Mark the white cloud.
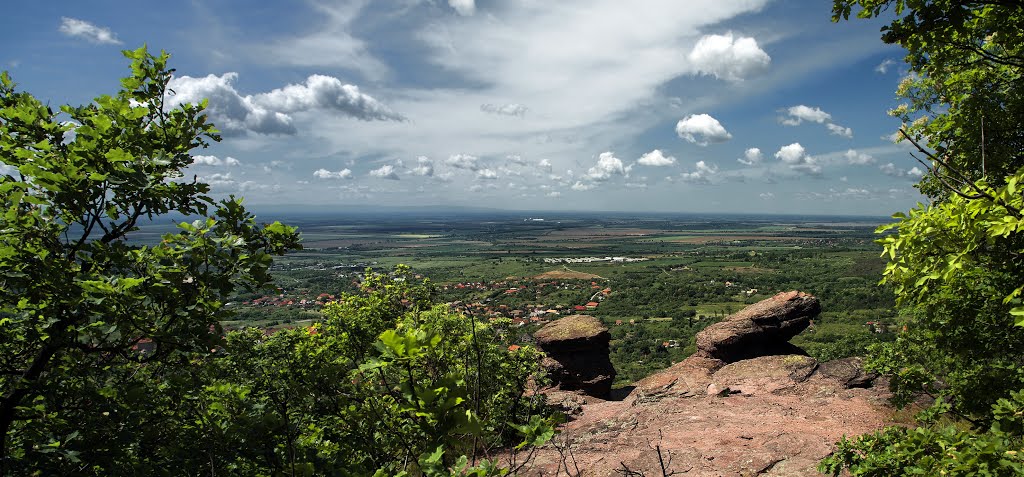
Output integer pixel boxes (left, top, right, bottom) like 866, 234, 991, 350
449, 0, 476, 16
254, 1, 388, 81
780, 105, 831, 125
637, 149, 676, 167
476, 168, 498, 180
737, 147, 762, 166
571, 181, 595, 191
679, 160, 718, 184
781, 105, 853, 138
58, 17, 122, 45
774, 142, 821, 175
875, 58, 897, 74
585, 152, 627, 181
826, 123, 853, 138
538, 159, 553, 172
193, 155, 241, 166
676, 114, 732, 146
445, 154, 480, 170
547, 191, 561, 198
411, 156, 434, 176
166, 73, 403, 136
775, 143, 807, 163
369, 164, 400, 180
313, 168, 353, 180
880, 162, 924, 178
759, 192, 774, 199
687, 33, 771, 81
844, 149, 875, 165
481, 103, 527, 117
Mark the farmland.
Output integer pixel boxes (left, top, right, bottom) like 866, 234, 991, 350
131, 209, 896, 384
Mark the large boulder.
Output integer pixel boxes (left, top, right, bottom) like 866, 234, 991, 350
534, 315, 615, 398
632, 355, 724, 403
818, 356, 877, 388
695, 291, 820, 363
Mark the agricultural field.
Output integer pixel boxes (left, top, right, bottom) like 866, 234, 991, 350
131, 209, 897, 385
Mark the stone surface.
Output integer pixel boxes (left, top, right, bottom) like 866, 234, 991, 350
818, 356, 877, 388
695, 291, 821, 363
632, 355, 724, 403
534, 315, 616, 398
519, 353, 893, 476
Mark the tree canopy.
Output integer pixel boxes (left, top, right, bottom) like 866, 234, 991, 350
822, 2, 1024, 474
0, 48, 554, 475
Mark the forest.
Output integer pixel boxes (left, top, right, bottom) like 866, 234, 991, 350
1, 0, 1023, 475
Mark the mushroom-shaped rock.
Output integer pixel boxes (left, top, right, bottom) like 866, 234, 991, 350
534, 315, 615, 398
695, 291, 820, 363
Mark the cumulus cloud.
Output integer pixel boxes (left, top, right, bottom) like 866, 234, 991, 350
637, 149, 676, 167
781, 105, 853, 139
780, 105, 831, 125
775, 142, 821, 175
313, 168, 353, 180
193, 155, 241, 166
827, 123, 853, 138
538, 159, 553, 172
166, 73, 403, 135
445, 154, 480, 170
676, 114, 732, 146
481, 103, 527, 117
880, 163, 924, 178
679, 161, 718, 184
411, 156, 434, 176
759, 192, 775, 199
845, 149, 875, 165
547, 191, 561, 198
449, 0, 475, 16
59, 17, 122, 45
571, 181, 595, 191
737, 147, 762, 166
476, 168, 498, 180
369, 164, 400, 180
585, 152, 627, 181
688, 33, 771, 81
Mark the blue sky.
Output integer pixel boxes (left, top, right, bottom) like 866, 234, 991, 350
2, 0, 923, 215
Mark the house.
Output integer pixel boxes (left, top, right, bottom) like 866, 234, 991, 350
508, 345, 521, 352
573, 305, 587, 312
585, 301, 599, 310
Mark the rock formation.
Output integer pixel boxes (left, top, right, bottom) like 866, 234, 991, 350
534, 314, 615, 398
695, 290, 820, 362
519, 291, 892, 476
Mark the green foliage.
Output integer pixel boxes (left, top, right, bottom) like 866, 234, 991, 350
0, 46, 302, 473
820, 393, 1024, 476
180, 269, 555, 476
0, 49, 554, 475
828, 1, 1024, 474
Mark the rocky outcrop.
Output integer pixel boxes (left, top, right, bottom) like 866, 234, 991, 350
534, 315, 615, 398
520, 292, 892, 475
818, 356, 877, 388
695, 291, 821, 362
522, 353, 892, 475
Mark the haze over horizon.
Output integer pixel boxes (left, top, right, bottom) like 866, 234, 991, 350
3, 0, 923, 215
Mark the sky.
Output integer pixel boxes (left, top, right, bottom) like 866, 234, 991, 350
1, 0, 925, 216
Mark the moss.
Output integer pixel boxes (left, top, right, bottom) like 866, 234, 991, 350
535, 315, 607, 342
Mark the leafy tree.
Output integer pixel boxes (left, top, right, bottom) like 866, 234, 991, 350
0, 47, 301, 472
823, 1, 1024, 473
